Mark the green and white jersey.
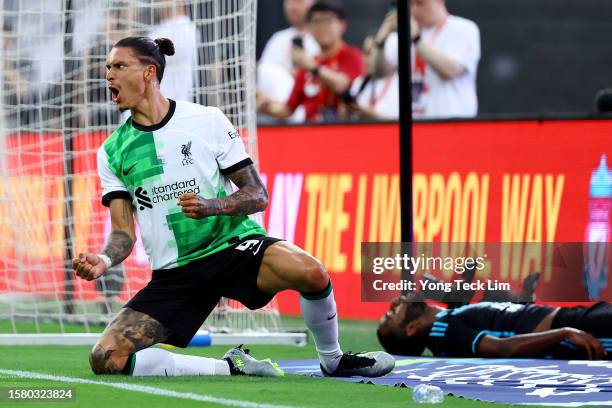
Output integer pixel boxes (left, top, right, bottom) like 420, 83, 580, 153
97, 100, 266, 270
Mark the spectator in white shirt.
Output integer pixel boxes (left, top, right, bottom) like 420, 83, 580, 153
260, 0, 320, 72
257, 0, 320, 123
374, 1, 480, 119
344, 35, 399, 121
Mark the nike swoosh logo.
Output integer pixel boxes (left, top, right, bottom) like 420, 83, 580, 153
122, 163, 137, 176
327, 313, 336, 320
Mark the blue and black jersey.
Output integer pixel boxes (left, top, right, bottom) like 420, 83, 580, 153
426, 302, 555, 357
427, 302, 612, 358
550, 302, 612, 359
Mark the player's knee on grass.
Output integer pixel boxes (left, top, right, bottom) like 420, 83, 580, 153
88, 308, 170, 374
89, 342, 130, 375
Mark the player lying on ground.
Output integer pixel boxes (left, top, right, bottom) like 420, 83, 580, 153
377, 293, 611, 360
72, 36, 394, 377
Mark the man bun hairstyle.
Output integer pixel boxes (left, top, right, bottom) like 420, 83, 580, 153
154, 38, 175, 56
113, 36, 176, 82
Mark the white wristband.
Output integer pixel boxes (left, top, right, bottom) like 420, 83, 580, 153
97, 253, 113, 270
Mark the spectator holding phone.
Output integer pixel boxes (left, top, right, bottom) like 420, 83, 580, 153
374, 0, 480, 119
342, 34, 399, 121
258, 0, 319, 123
260, 0, 320, 73
257, 0, 364, 123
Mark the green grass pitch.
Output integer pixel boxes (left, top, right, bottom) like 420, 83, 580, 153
0, 318, 513, 407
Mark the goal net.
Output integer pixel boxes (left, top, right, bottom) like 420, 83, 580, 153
0, 0, 303, 345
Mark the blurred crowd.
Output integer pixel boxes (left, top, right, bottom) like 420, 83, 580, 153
256, 0, 480, 124
1, 0, 482, 129
1, 0, 199, 130
3, 0, 612, 128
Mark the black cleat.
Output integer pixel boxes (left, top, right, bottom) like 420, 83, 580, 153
518, 272, 540, 303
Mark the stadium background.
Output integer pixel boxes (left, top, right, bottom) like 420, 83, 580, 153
0, 1, 611, 407
1, 0, 611, 322
259, 0, 612, 115
252, 0, 612, 317
3, 120, 611, 319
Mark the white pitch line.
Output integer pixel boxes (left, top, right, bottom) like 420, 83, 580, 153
0, 369, 298, 408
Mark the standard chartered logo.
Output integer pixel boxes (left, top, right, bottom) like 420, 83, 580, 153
136, 178, 201, 209
135, 186, 153, 210
152, 178, 200, 203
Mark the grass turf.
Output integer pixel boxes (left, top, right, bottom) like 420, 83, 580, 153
0, 318, 514, 407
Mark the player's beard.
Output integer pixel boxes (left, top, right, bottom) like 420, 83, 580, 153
118, 106, 128, 113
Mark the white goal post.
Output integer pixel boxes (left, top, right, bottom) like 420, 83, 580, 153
0, 0, 305, 346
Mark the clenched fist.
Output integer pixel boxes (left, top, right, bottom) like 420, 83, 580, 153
177, 192, 221, 219
72, 253, 107, 281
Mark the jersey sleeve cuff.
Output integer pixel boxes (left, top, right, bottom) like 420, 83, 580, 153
101, 191, 133, 207
471, 331, 488, 355
220, 157, 253, 175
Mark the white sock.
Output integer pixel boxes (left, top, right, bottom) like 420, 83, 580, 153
128, 347, 231, 376
300, 281, 343, 372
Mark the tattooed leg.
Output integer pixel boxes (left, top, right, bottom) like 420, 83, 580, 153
89, 307, 170, 375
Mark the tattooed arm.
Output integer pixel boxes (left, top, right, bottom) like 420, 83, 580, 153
178, 164, 268, 219
72, 199, 136, 280
102, 198, 137, 263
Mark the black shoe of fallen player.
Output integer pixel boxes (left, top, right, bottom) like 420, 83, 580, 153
320, 351, 395, 378
518, 272, 541, 303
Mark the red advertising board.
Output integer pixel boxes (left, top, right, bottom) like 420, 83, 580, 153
258, 123, 399, 319
1, 120, 611, 320
259, 120, 612, 318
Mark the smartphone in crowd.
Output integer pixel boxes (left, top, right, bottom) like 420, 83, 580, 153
292, 36, 304, 49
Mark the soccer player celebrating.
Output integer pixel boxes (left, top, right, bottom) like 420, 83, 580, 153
73, 36, 394, 378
